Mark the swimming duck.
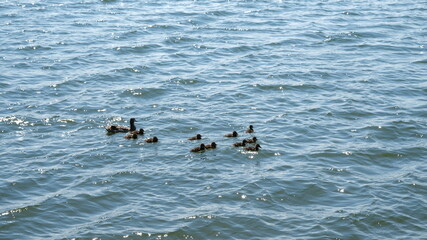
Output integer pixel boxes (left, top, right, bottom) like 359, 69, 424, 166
245, 136, 257, 143
190, 143, 206, 152
245, 144, 261, 151
145, 136, 158, 143
224, 131, 238, 137
124, 133, 138, 139
188, 134, 202, 141
106, 118, 137, 133
205, 142, 217, 149
131, 128, 144, 135
245, 125, 254, 133
233, 139, 247, 147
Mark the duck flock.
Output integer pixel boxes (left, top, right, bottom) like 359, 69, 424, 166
106, 118, 261, 153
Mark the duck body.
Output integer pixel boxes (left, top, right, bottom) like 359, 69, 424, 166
245, 136, 257, 143
205, 142, 217, 149
233, 140, 247, 147
245, 144, 261, 151
245, 125, 254, 133
224, 131, 238, 137
124, 133, 138, 139
190, 144, 206, 152
106, 118, 137, 133
145, 136, 158, 143
188, 134, 202, 141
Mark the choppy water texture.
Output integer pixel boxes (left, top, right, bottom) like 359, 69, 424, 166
1, 0, 426, 239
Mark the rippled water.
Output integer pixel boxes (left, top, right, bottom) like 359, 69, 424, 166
1, 0, 426, 239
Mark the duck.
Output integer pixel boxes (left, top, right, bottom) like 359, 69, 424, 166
124, 133, 138, 139
245, 136, 257, 143
205, 142, 217, 149
190, 143, 206, 152
224, 131, 238, 137
106, 118, 137, 133
245, 125, 254, 133
233, 139, 247, 147
145, 136, 158, 143
188, 134, 202, 141
245, 144, 261, 151
131, 128, 144, 135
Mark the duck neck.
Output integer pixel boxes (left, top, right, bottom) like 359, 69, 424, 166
130, 122, 136, 131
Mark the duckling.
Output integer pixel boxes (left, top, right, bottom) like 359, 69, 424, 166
205, 142, 217, 149
188, 134, 202, 141
124, 133, 138, 139
224, 131, 238, 137
245, 144, 261, 151
233, 139, 247, 147
145, 136, 158, 143
245, 136, 257, 143
106, 118, 137, 133
131, 128, 144, 135
190, 144, 206, 152
245, 125, 254, 133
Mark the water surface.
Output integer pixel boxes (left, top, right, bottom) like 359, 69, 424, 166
1, 0, 426, 239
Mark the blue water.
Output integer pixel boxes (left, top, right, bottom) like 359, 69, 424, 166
1, 0, 426, 239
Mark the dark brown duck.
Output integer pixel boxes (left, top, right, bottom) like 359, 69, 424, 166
224, 131, 238, 137
124, 133, 138, 139
145, 136, 158, 143
245, 125, 254, 133
205, 142, 217, 149
245, 144, 261, 151
188, 134, 202, 141
190, 144, 206, 152
233, 139, 247, 147
131, 128, 144, 135
245, 136, 257, 143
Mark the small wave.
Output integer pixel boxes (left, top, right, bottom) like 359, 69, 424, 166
221, 45, 260, 54
167, 77, 202, 85
121, 87, 167, 98
11, 62, 32, 69
164, 36, 197, 44
0, 116, 34, 127
412, 59, 427, 64
265, 38, 305, 46
112, 44, 161, 54
72, 21, 93, 26
342, 11, 360, 16
205, 10, 235, 16
48, 77, 85, 89
113, 66, 150, 74
16, 45, 51, 51
146, 24, 179, 30
254, 83, 320, 91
